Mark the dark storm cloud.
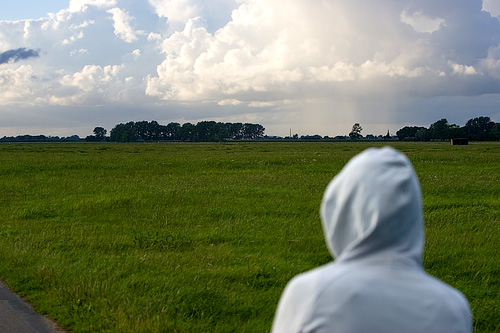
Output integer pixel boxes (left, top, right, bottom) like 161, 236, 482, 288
0, 48, 40, 65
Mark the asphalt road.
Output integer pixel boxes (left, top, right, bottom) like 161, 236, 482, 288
0, 280, 64, 333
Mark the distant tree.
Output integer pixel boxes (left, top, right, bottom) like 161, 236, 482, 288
110, 123, 136, 142
147, 120, 161, 140
122, 120, 161, 141
415, 128, 431, 142
301, 134, 322, 140
464, 116, 495, 141
448, 124, 466, 139
195, 121, 229, 142
349, 123, 362, 140
163, 122, 181, 140
106, 120, 265, 142
180, 123, 196, 141
14, 135, 49, 142
93, 127, 107, 141
243, 123, 265, 140
429, 118, 450, 140
63, 135, 80, 142
133, 121, 150, 140
492, 123, 500, 140
396, 126, 427, 141
227, 122, 244, 140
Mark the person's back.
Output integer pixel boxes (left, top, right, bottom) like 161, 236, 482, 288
272, 147, 471, 333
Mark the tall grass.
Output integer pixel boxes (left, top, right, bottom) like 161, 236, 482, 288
0, 142, 498, 332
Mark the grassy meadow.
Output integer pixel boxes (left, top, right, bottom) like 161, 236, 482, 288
0, 142, 498, 332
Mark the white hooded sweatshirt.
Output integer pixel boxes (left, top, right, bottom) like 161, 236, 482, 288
272, 147, 471, 333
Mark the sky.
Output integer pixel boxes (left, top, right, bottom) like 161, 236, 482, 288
2, 0, 500, 138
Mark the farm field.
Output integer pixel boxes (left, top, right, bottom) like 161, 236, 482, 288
0, 141, 498, 332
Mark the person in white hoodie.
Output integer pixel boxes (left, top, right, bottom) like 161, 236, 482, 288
272, 147, 471, 333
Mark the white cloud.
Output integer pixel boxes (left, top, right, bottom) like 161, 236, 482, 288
147, 1, 451, 102
70, 48, 89, 56
148, 0, 198, 23
23, 20, 33, 40
0, 62, 132, 107
37, 0, 116, 30
62, 30, 85, 45
144, 0, 500, 105
308, 64, 357, 82
449, 61, 478, 75
70, 20, 95, 29
69, 0, 117, 13
483, 0, 500, 17
400, 10, 445, 33
479, 42, 500, 78
248, 101, 276, 107
148, 32, 162, 42
2, 0, 500, 138
53, 64, 126, 104
218, 98, 241, 106
107, 7, 138, 43
0, 32, 11, 50
0, 65, 37, 104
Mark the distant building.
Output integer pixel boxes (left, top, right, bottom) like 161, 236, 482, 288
451, 138, 469, 145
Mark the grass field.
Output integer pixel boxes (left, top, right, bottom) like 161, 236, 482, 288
0, 142, 498, 332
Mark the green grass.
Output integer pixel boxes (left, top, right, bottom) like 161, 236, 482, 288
0, 142, 498, 332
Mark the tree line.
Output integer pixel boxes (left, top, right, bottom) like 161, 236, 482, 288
2, 116, 499, 143
396, 116, 500, 141
86, 121, 266, 142
0, 135, 81, 142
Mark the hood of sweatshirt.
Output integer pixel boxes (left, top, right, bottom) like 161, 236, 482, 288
320, 147, 424, 265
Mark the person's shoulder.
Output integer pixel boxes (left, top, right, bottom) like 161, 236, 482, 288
282, 264, 327, 295
284, 261, 363, 301
423, 273, 472, 319
424, 273, 469, 302
287, 261, 344, 287
272, 264, 337, 333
